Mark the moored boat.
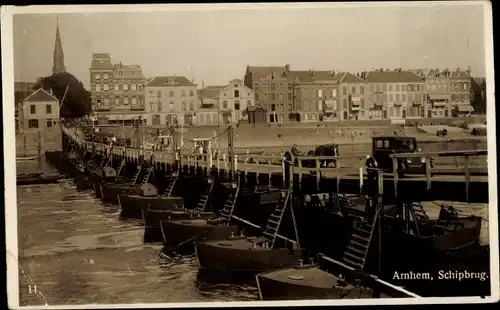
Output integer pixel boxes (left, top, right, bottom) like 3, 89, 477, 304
17, 172, 43, 180
119, 194, 184, 218
16, 175, 63, 186
100, 182, 143, 204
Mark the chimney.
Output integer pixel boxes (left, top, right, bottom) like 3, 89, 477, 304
202, 81, 205, 90
466, 66, 472, 76
49, 88, 53, 95
330, 70, 336, 76
285, 64, 290, 72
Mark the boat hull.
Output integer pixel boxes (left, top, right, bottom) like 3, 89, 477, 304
160, 218, 235, 248
256, 266, 373, 300
100, 183, 142, 204
195, 239, 303, 273
74, 169, 92, 190
16, 175, 62, 186
119, 194, 184, 218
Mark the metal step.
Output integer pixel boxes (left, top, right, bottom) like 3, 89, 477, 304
263, 231, 275, 238
346, 245, 366, 255
344, 251, 365, 262
268, 220, 279, 226
349, 239, 369, 249
270, 214, 281, 219
354, 227, 371, 235
341, 257, 363, 269
352, 234, 370, 242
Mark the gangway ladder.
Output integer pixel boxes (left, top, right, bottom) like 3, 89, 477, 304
141, 166, 153, 185
132, 165, 143, 185
262, 188, 292, 249
341, 168, 383, 271
219, 184, 241, 225
194, 179, 215, 213
407, 202, 429, 237
165, 174, 179, 197
116, 158, 126, 181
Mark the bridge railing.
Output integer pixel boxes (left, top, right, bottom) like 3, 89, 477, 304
390, 150, 488, 201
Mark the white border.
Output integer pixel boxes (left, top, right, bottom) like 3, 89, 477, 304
2, 2, 498, 308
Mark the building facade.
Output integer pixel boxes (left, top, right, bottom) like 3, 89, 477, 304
144, 76, 198, 127
244, 65, 293, 123
89, 53, 146, 124
19, 88, 60, 132
196, 87, 221, 126
365, 69, 425, 120
419, 69, 452, 118
449, 68, 474, 116
290, 70, 338, 122
338, 72, 368, 120
216, 79, 254, 124
195, 80, 255, 126
471, 77, 486, 115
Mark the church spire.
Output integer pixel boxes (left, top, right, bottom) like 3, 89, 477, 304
52, 17, 66, 74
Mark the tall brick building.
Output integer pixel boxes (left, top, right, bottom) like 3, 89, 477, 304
244, 65, 293, 123
89, 53, 145, 124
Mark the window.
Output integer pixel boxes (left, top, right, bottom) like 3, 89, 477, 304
402, 94, 406, 101
402, 84, 406, 92
254, 83, 259, 89
189, 101, 194, 111
395, 84, 400, 92
46, 104, 52, 114
389, 84, 393, 91
223, 100, 228, 109
270, 84, 276, 91
103, 73, 109, 79
351, 87, 356, 94
247, 99, 252, 106
30, 105, 36, 114
383, 84, 387, 92
169, 102, 174, 111
271, 93, 276, 100
94, 74, 100, 80
360, 86, 365, 94
408, 93, 413, 102
28, 119, 38, 128
46, 120, 52, 128
96, 84, 101, 92
123, 84, 129, 91
190, 90, 194, 97
103, 84, 109, 91
130, 84, 136, 91
128, 97, 133, 105
114, 84, 119, 91
332, 89, 337, 97
463, 83, 468, 90
235, 100, 240, 110
360, 98, 365, 109
199, 114, 204, 123
343, 98, 348, 109
318, 89, 323, 98
104, 97, 110, 105
234, 90, 240, 98
408, 84, 413, 92
182, 102, 187, 111
389, 94, 393, 102
181, 90, 186, 97
278, 93, 284, 99
343, 86, 347, 95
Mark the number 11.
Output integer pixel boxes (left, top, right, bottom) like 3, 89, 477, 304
28, 285, 37, 294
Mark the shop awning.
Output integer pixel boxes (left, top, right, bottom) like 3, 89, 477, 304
428, 94, 450, 101
457, 105, 475, 112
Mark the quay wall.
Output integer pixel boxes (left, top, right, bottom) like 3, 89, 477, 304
16, 127, 62, 157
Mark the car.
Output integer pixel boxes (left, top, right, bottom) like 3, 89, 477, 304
368, 136, 432, 176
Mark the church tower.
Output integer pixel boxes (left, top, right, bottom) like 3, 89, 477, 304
52, 17, 66, 74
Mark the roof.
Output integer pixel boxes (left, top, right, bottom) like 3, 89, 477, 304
291, 70, 337, 83
365, 70, 423, 83
338, 72, 366, 83
198, 87, 223, 99
449, 70, 471, 79
114, 63, 142, 72
145, 76, 195, 87
23, 88, 58, 102
247, 65, 289, 76
409, 68, 431, 78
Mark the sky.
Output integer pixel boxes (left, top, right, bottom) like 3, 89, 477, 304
12, 3, 488, 89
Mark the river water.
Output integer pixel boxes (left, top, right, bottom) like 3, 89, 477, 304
16, 161, 258, 306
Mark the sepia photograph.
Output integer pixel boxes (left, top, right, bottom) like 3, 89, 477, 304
2, 2, 498, 308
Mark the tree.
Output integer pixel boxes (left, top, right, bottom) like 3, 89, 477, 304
33, 72, 91, 119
